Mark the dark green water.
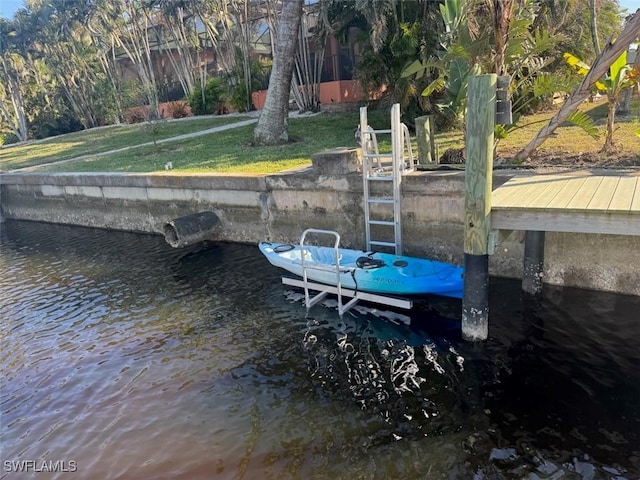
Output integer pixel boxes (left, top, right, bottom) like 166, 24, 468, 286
1, 220, 638, 479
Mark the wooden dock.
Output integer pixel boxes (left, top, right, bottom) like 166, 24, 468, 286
491, 170, 640, 236
461, 72, 640, 341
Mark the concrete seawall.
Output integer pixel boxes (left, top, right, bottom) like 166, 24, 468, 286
1, 156, 638, 296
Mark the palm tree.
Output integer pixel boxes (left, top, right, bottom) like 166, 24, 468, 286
32, 0, 111, 129
0, 14, 35, 142
514, 10, 640, 161
90, 0, 161, 119
321, 0, 441, 117
253, 0, 304, 145
291, 1, 327, 113
601, 50, 635, 152
0, 52, 30, 142
154, 0, 201, 98
493, 0, 514, 76
590, 0, 601, 55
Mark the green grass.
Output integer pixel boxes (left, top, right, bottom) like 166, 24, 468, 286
41, 112, 389, 174
2, 98, 638, 174
495, 98, 640, 161
0, 117, 243, 171
430, 97, 640, 161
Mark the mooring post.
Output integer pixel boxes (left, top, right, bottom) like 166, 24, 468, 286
522, 230, 545, 294
462, 74, 497, 341
415, 115, 436, 164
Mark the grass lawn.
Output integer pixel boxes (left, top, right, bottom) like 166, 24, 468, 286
36, 111, 390, 174
0, 116, 243, 171
1, 98, 638, 174
429, 98, 640, 158
496, 100, 640, 163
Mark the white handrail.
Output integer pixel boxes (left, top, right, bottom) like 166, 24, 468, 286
299, 229, 358, 315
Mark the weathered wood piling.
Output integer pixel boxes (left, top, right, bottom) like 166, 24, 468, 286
462, 74, 496, 341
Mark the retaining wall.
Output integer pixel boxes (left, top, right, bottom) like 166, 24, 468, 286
1, 151, 638, 296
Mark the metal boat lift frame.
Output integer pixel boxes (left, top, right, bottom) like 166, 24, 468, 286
280, 105, 416, 315
283, 228, 412, 316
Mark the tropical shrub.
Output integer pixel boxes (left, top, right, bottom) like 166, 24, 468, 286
164, 101, 191, 119
227, 49, 270, 113
0, 132, 18, 146
187, 77, 227, 116
124, 106, 151, 124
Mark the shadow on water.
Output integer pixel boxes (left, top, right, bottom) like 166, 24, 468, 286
479, 282, 640, 477
1, 221, 639, 479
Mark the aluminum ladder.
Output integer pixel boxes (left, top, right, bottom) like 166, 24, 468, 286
359, 103, 415, 255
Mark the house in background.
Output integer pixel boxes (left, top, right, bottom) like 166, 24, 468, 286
113, 3, 367, 114
252, 29, 365, 112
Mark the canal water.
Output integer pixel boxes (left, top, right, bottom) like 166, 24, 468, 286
1, 220, 638, 479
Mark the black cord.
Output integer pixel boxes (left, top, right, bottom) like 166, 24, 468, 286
350, 268, 358, 293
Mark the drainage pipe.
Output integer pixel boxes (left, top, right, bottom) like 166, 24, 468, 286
163, 211, 220, 248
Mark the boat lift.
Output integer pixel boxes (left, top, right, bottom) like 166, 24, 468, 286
282, 105, 416, 315
281, 229, 412, 315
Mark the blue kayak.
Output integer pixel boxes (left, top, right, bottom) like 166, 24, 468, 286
258, 242, 464, 299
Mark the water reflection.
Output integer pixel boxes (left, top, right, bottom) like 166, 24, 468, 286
1, 221, 639, 479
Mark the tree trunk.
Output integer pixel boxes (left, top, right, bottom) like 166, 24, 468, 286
603, 95, 617, 152
253, 0, 304, 145
493, 0, 513, 76
590, 0, 601, 56
1, 80, 29, 142
513, 10, 640, 162
291, 6, 324, 113
0, 56, 29, 142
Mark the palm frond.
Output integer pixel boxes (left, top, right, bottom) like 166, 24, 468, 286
566, 110, 600, 140
421, 76, 445, 97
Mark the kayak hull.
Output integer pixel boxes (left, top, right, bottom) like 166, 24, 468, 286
259, 242, 464, 299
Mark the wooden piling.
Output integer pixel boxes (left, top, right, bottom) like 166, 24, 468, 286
415, 115, 437, 164
462, 74, 496, 342
522, 230, 545, 294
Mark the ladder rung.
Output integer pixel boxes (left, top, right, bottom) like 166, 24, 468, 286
369, 240, 397, 247
361, 105, 406, 256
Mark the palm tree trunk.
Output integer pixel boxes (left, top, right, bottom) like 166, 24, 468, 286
493, 0, 514, 76
253, 0, 304, 145
590, 0, 601, 56
0, 80, 29, 142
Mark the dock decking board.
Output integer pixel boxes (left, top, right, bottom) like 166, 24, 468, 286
608, 176, 637, 212
564, 176, 605, 210
543, 176, 588, 209
525, 176, 579, 210
491, 176, 551, 206
587, 176, 619, 212
629, 176, 639, 210
491, 171, 640, 236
